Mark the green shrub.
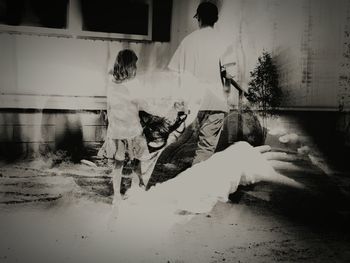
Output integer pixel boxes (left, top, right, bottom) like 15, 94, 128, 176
247, 52, 282, 115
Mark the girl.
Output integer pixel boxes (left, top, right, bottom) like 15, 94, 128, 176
98, 49, 150, 203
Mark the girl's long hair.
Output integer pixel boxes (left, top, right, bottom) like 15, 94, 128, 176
112, 49, 138, 82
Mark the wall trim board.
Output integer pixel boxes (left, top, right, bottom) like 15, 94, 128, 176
0, 30, 154, 43
1, 94, 349, 113
0, 108, 103, 114
0, 94, 107, 110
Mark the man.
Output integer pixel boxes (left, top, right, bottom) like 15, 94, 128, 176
168, 1, 229, 164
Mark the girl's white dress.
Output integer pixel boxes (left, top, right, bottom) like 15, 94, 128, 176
98, 77, 149, 162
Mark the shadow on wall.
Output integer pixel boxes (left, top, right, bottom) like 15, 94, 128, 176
302, 111, 350, 170
55, 113, 86, 163
263, 111, 350, 172
0, 110, 86, 162
0, 109, 106, 163
0, 110, 23, 160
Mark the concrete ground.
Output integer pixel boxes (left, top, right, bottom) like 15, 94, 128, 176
0, 144, 350, 262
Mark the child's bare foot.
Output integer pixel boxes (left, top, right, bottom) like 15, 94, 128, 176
107, 204, 119, 231
112, 191, 122, 206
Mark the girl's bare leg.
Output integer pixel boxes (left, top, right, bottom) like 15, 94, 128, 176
112, 160, 123, 206
134, 159, 145, 188
107, 160, 124, 227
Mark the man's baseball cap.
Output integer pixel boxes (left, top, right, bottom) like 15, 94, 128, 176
193, 1, 218, 19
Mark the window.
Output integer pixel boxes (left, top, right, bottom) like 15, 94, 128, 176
0, 0, 68, 29
81, 0, 150, 36
0, 0, 158, 41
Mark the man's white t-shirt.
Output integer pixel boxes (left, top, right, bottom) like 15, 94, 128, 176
168, 27, 229, 112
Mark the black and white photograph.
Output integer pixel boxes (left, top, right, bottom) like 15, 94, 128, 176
0, 0, 350, 262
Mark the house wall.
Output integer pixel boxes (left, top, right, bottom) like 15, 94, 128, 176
1, 0, 350, 159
